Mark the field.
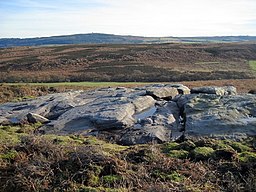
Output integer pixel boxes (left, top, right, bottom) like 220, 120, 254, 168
1, 43, 256, 83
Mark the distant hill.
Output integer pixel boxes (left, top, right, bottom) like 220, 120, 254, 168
0, 33, 256, 48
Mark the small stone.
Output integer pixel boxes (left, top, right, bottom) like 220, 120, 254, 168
27, 113, 50, 124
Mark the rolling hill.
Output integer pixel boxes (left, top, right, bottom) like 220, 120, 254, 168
1, 33, 256, 48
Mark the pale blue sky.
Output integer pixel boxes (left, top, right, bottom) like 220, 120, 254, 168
0, 0, 256, 38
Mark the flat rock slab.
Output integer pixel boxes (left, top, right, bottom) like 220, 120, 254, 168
184, 94, 256, 138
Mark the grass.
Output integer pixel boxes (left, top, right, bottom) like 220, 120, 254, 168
249, 60, 256, 71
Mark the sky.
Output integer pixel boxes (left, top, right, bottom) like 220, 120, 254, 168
0, 0, 256, 38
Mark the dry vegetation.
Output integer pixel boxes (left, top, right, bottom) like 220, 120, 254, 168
0, 123, 256, 192
0, 43, 256, 83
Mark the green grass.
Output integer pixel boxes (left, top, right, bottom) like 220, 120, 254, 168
249, 60, 256, 71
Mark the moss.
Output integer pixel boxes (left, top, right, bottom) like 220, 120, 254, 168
0, 149, 18, 161
166, 171, 185, 182
192, 147, 215, 160
167, 150, 189, 159
0, 126, 22, 144
87, 172, 100, 186
238, 152, 256, 163
152, 170, 185, 182
83, 136, 128, 154
224, 140, 252, 153
87, 165, 103, 186
162, 142, 180, 153
179, 140, 196, 151
16, 123, 41, 134
42, 134, 79, 145
102, 175, 121, 184
194, 139, 218, 148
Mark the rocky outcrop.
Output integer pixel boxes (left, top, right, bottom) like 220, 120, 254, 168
191, 86, 237, 96
184, 94, 256, 138
0, 84, 255, 144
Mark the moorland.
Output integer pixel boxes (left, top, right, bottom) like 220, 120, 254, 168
0, 41, 256, 192
0, 42, 256, 83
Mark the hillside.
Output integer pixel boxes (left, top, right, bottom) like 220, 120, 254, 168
1, 33, 256, 48
0, 43, 256, 83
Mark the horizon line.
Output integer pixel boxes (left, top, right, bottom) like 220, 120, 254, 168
1, 32, 256, 39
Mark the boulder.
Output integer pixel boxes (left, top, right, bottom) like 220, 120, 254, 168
27, 113, 50, 124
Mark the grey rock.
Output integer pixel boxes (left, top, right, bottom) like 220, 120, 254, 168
146, 87, 179, 99
140, 118, 154, 125
152, 101, 180, 129
119, 125, 172, 145
27, 113, 50, 124
1, 84, 255, 144
184, 94, 256, 137
165, 84, 190, 94
191, 86, 226, 95
223, 86, 237, 95
191, 86, 237, 96
132, 96, 155, 112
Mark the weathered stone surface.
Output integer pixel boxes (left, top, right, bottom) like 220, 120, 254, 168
132, 96, 155, 112
165, 84, 191, 94
0, 84, 255, 144
27, 113, 50, 124
119, 125, 172, 145
152, 101, 180, 128
146, 87, 179, 99
0, 91, 87, 125
184, 94, 256, 137
191, 86, 234, 96
223, 86, 237, 95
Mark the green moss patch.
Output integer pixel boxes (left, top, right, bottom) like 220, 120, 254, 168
249, 60, 256, 71
167, 150, 189, 159
152, 170, 185, 182
238, 152, 256, 163
191, 147, 215, 160
0, 149, 18, 161
102, 175, 122, 185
